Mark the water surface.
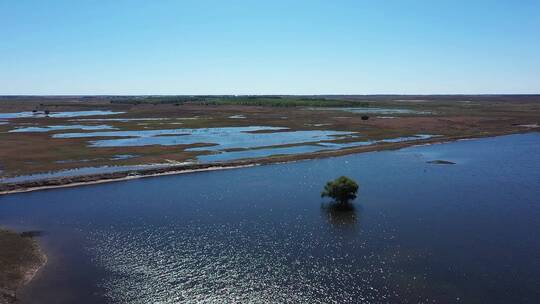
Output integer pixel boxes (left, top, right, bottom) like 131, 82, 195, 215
52, 126, 353, 149
198, 134, 436, 162
9, 125, 115, 133
1, 133, 539, 304
0, 110, 124, 119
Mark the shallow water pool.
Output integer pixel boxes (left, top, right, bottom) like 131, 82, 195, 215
0, 110, 124, 119
53, 126, 354, 150
9, 125, 115, 133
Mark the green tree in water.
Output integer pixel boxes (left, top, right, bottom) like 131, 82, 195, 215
321, 176, 359, 204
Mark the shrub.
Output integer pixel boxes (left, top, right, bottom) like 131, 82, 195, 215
321, 176, 359, 204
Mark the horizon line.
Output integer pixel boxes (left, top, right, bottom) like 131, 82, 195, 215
1, 93, 539, 97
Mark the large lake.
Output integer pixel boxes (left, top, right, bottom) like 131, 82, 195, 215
1, 133, 539, 303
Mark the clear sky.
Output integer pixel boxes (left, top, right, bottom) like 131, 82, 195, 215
1, 0, 539, 95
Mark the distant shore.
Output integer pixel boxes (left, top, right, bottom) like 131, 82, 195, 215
0, 229, 47, 304
0, 130, 532, 195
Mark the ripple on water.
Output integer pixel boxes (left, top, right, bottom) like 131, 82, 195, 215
86, 220, 402, 304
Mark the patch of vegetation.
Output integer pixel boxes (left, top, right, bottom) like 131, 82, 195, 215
110, 96, 205, 105
321, 176, 359, 204
194, 96, 367, 107
111, 95, 370, 107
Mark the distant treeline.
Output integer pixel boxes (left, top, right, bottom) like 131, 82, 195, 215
2, 95, 538, 104
110, 96, 369, 107
110, 96, 203, 105
194, 97, 367, 107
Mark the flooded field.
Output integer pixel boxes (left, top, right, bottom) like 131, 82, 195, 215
1, 96, 539, 183
311, 107, 432, 115
2, 133, 539, 303
0, 110, 124, 119
0, 120, 437, 182
9, 125, 116, 133
52, 126, 357, 148
197, 134, 436, 162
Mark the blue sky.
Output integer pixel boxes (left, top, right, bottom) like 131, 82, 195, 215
1, 0, 539, 94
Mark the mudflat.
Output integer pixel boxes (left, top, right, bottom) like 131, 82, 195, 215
0, 230, 46, 304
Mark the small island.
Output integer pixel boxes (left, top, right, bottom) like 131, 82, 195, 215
427, 160, 456, 165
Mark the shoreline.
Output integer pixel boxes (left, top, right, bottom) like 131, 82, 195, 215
0, 130, 534, 195
0, 229, 47, 304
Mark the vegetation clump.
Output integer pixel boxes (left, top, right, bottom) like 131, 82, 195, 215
110, 95, 371, 107
194, 96, 366, 107
111, 96, 201, 105
321, 176, 359, 204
